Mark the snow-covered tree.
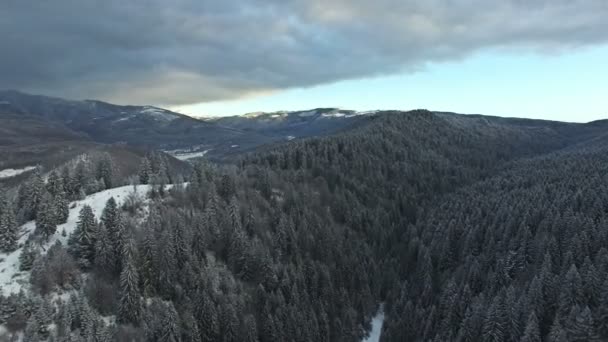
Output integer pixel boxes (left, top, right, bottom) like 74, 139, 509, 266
54, 189, 70, 224
68, 205, 97, 269
35, 192, 57, 239
118, 238, 141, 325
138, 157, 151, 185
94, 223, 114, 274
0, 202, 18, 252
19, 240, 38, 271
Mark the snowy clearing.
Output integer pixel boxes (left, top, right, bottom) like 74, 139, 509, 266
362, 306, 384, 342
0, 166, 36, 179
171, 150, 210, 161
0, 184, 156, 295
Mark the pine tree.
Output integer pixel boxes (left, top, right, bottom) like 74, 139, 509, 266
118, 239, 141, 325
54, 190, 70, 224
96, 153, 114, 189
101, 197, 123, 272
519, 311, 540, 342
140, 231, 156, 296
242, 314, 259, 342
198, 294, 219, 342
139, 157, 152, 185
160, 302, 180, 342
68, 205, 97, 269
36, 192, 57, 239
34, 296, 52, 339
547, 316, 568, 342
31, 168, 46, 214
483, 295, 505, 342
60, 166, 73, 198
0, 204, 18, 252
94, 223, 114, 274
19, 240, 38, 271
23, 315, 41, 341
221, 302, 239, 342
598, 275, 608, 338
46, 170, 63, 196
558, 265, 585, 318
74, 161, 88, 197
566, 305, 597, 342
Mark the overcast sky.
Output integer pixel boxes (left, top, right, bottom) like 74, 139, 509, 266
2, 1, 607, 121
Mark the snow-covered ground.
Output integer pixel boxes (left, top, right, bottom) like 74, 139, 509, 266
0, 184, 155, 295
0, 166, 36, 179
362, 306, 385, 342
171, 150, 210, 161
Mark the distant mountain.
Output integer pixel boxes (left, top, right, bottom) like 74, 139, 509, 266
206, 108, 376, 140
0, 90, 246, 149
0, 91, 378, 161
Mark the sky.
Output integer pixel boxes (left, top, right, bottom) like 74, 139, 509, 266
1, 1, 607, 122
176, 45, 608, 121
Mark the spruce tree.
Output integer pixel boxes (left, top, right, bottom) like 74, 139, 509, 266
139, 157, 152, 185
94, 223, 114, 274
118, 239, 141, 325
46, 170, 63, 196
96, 153, 114, 189
68, 205, 97, 269
0, 205, 18, 252
547, 316, 568, 342
54, 190, 70, 224
19, 240, 38, 271
482, 295, 505, 342
566, 305, 597, 342
198, 294, 219, 342
242, 314, 259, 342
36, 192, 57, 239
597, 275, 608, 338
101, 197, 123, 271
520, 311, 540, 342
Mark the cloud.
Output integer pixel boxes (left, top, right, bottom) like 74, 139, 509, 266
1, 0, 607, 105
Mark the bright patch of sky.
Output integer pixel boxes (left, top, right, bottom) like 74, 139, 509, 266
175, 45, 608, 123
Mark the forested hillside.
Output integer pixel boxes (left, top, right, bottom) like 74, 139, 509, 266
1, 110, 607, 341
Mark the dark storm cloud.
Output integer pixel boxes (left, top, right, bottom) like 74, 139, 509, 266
1, 0, 607, 105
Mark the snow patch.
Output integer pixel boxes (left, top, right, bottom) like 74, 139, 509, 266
113, 115, 134, 123
231, 145, 239, 148
172, 150, 210, 161
322, 109, 379, 119
362, 305, 384, 342
0, 166, 37, 179
286, 136, 296, 141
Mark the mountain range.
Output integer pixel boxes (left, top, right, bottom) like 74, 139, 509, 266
2, 89, 608, 182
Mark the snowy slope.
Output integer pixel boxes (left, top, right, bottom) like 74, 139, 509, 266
0, 184, 155, 295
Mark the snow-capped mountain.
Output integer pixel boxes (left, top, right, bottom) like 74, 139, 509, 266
207, 108, 377, 142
